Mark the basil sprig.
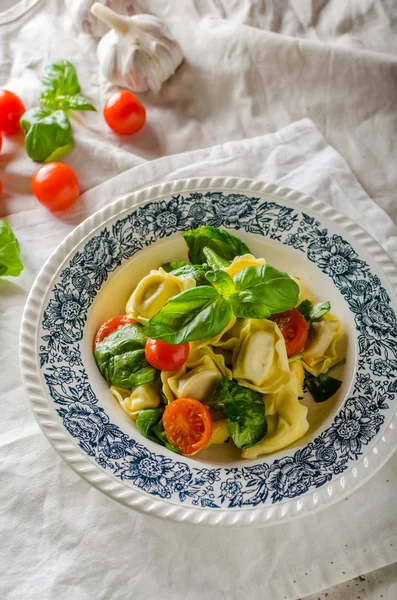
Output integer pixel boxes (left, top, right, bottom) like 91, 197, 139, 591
144, 264, 299, 344
304, 359, 346, 403
183, 226, 250, 264
297, 299, 331, 326
20, 60, 95, 162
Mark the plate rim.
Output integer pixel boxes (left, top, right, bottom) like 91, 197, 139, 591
19, 176, 397, 527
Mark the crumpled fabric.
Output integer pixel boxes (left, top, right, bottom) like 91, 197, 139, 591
0, 1, 396, 599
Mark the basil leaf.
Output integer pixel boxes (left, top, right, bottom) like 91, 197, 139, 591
310, 301, 331, 322
205, 270, 235, 297
41, 93, 96, 112
161, 261, 190, 272
136, 408, 164, 443
144, 287, 232, 344
202, 247, 230, 269
41, 60, 81, 98
305, 374, 342, 403
229, 264, 299, 318
297, 299, 313, 321
211, 378, 267, 449
21, 108, 73, 162
151, 421, 181, 454
183, 226, 251, 264
170, 264, 212, 286
94, 323, 158, 387
0, 220, 23, 277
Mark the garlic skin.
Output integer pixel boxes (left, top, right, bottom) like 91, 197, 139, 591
91, 4, 184, 93
65, 0, 144, 39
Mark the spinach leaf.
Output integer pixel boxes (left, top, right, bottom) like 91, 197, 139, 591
205, 270, 236, 297
136, 409, 181, 453
183, 226, 251, 264
94, 323, 158, 387
0, 220, 23, 277
229, 264, 299, 318
202, 247, 230, 269
20, 108, 73, 162
40, 60, 96, 111
170, 264, 212, 286
211, 377, 267, 448
304, 359, 346, 402
297, 299, 331, 325
144, 287, 232, 344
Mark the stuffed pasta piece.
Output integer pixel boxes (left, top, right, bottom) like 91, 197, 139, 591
303, 314, 343, 376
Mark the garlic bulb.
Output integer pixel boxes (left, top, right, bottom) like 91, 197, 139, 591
90, 3, 184, 93
65, 0, 144, 39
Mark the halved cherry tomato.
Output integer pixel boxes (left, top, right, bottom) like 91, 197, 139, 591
103, 90, 146, 135
94, 315, 137, 345
0, 90, 25, 134
162, 398, 213, 456
0, 131, 2, 151
270, 307, 309, 358
32, 163, 80, 211
145, 338, 190, 371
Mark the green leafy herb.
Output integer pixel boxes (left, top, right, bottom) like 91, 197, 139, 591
183, 226, 251, 264
288, 353, 303, 364
205, 270, 236, 297
161, 261, 190, 272
169, 264, 212, 286
211, 377, 267, 448
297, 299, 331, 325
202, 247, 230, 269
94, 323, 158, 388
21, 108, 73, 162
40, 60, 95, 111
135, 408, 180, 453
144, 287, 233, 344
0, 220, 24, 277
304, 358, 346, 403
229, 265, 299, 318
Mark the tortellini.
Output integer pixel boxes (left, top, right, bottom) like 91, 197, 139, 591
110, 383, 161, 419
190, 315, 237, 351
242, 388, 309, 458
303, 314, 343, 376
206, 419, 230, 448
291, 276, 316, 305
222, 254, 266, 278
233, 319, 290, 394
126, 267, 195, 323
161, 347, 232, 403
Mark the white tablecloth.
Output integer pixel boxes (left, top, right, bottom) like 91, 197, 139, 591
1, 1, 396, 599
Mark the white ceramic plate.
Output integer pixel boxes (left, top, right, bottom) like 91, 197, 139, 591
20, 177, 397, 526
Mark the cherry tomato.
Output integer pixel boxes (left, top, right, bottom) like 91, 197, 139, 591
0, 179, 2, 196
163, 398, 213, 456
0, 90, 25, 134
270, 307, 309, 358
103, 90, 146, 135
95, 315, 137, 345
145, 338, 190, 371
0, 131, 2, 151
32, 163, 80, 211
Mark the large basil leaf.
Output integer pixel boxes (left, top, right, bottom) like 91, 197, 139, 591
40, 60, 95, 111
94, 323, 157, 387
144, 287, 232, 344
21, 108, 73, 162
205, 270, 235, 297
183, 226, 251, 264
0, 220, 23, 277
202, 247, 230, 269
229, 264, 299, 318
211, 377, 267, 448
42, 94, 95, 112
169, 264, 212, 286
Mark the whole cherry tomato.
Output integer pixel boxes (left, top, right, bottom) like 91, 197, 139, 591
0, 90, 25, 134
162, 398, 213, 456
32, 163, 80, 211
145, 338, 190, 371
103, 90, 146, 135
270, 307, 309, 358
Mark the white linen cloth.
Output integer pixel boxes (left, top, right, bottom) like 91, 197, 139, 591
1, 2, 396, 599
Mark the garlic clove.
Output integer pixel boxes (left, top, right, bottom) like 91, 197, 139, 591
90, 3, 184, 93
65, 0, 145, 39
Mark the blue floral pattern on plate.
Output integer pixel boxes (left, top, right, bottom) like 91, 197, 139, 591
40, 192, 397, 508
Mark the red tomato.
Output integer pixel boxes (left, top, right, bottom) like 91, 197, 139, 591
163, 398, 213, 456
32, 163, 80, 211
270, 308, 309, 358
103, 90, 146, 135
0, 179, 2, 196
0, 90, 25, 134
0, 131, 2, 151
145, 338, 190, 371
95, 315, 137, 345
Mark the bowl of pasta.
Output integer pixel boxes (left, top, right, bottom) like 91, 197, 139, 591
20, 177, 397, 526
